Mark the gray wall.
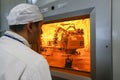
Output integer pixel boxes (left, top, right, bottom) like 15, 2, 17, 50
95, 0, 112, 80
36, 0, 56, 7
39, 0, 94, 18
0, 0, 1, 36
112, 0, 120, 80
0, 0, 26, 36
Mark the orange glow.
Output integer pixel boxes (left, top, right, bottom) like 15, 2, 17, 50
40, 18, 90, 72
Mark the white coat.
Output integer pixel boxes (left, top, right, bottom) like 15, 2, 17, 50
0, 31, 52, 80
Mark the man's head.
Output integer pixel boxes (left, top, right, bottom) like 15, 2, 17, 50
7, 3, 43, 44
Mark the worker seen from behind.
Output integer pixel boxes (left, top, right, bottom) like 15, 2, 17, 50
0, 3, 52, 80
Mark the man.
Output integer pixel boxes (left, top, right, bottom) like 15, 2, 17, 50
0, 3, 52, 80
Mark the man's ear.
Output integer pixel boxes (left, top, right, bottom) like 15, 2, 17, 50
26, 22, 33, 33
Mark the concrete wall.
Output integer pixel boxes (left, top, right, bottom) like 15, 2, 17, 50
112, 0, 120, 80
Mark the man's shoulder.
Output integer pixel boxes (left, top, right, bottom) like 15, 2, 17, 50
14, 46, 47, 67
0, 36, 47, 67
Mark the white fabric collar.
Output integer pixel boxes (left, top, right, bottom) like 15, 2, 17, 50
4, 31, 30, 47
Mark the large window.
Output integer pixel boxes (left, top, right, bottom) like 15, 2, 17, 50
40, 15, 90, 72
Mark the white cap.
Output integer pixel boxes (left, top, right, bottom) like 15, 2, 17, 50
7, 3, 43, 25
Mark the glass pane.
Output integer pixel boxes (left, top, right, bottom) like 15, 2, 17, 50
40, 17, 90, 72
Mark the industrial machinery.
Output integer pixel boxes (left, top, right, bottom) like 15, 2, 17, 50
40, 18, 90, 72
53, 23, 84, 54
